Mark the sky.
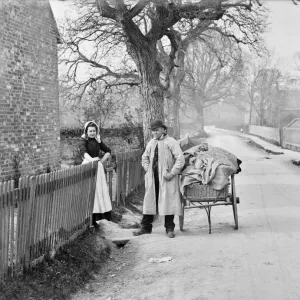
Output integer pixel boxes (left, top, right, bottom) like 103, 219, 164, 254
264, 0, 300, 75
49, 0, 300, 75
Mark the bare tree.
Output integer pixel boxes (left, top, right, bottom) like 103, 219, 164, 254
158, 3, 266, 138
59, 79, 135, 131
294, 52, 300, 73
181, 35, 244, 131
245, 55, 283, 126
81, 91, 128, 130
60, 0, 270, 142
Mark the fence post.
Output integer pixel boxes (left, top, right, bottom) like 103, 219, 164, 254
8, 180, 15, 278
115, 153, 121, 206
122, 152, 128, 204
108, 170, 113, 201
0, 182, 8, 278
24, 176, 37, 271
279, 127, 283, 147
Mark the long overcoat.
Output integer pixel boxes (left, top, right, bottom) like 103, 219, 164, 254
142, 134, 185, 216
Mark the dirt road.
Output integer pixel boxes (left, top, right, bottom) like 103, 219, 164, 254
73, 129, 300, 300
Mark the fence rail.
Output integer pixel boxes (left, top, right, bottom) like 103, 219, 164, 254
248, 125, 281, 144
0, 162, 98, 279
282, 127, 300, 151
247, 121, 300, 152
115, 149, 144, 206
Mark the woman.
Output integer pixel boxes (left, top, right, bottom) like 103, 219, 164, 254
79, 121, 112, 227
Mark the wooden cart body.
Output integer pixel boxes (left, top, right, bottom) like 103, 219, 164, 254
179, 174, 239, 234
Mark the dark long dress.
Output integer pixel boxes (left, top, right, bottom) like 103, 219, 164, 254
79, 138, 112, 224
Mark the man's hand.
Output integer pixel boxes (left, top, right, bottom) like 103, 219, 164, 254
163, 172, 174, 181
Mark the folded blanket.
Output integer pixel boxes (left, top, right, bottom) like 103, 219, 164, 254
181, 143, 242, 193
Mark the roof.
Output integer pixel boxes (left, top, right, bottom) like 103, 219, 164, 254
47, 0, 62, 44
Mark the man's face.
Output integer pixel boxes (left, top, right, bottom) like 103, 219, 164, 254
152, 127, 165, 139
87, 126, 97, 138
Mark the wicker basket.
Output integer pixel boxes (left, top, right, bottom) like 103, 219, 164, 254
184, 183, 228, 202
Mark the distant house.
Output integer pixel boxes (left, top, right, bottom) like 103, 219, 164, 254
275, 77, 300, 126
280, 89, 300, 126
0, 0, 61, 181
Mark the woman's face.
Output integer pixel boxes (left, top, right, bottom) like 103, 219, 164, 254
87, 126, 97, 138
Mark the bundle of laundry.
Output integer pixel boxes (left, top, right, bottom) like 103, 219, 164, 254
180, 143, 242, 193
178, 133, 206, 152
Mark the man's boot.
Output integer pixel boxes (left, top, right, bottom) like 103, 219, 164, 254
132, 227, 152, 236
134, 215, 153, 236
166, 229, 175, 238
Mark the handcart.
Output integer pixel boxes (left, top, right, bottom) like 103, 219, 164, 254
179, 174, 239, 234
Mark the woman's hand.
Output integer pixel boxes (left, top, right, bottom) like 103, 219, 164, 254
101, 152, 111, 164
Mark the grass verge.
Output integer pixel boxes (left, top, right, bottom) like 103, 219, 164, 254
0, 231, 111, 300
247, 133, 281, 147
247, 139, 265, 150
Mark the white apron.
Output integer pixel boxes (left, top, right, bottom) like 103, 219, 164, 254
93, 162, 112, 213
82, 160, 112, 214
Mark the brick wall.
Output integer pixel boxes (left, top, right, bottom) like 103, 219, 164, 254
0, 0, 61, 181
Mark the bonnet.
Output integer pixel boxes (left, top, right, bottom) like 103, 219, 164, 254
81, 121, 101, 143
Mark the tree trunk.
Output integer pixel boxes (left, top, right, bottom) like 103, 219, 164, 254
249, 97, 253, 126
166, 85, 182, 139
140, 61, 165, 144
166, 92, 181, 139
259, 103, 264, 126
196, 105, 204, 131
126, 41, 165, 145
166, 47, 186, 139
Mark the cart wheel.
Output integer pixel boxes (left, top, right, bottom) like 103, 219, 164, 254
231, 174, 238, 230
179, 203, 184, 231
232, 200, 238, 230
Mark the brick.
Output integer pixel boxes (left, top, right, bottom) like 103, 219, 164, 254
0, 0, 61, 181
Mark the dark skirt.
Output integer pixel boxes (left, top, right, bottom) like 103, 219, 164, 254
92, 211, 112, 224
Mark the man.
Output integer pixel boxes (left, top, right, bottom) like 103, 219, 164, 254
133, 120, 185, 238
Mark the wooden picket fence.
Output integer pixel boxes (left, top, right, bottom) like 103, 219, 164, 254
0, 149, 144, 280
0, 162, 98, 279
115, 149, 144, 205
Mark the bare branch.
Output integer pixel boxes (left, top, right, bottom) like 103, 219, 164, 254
127, 0, 152, 19
95, 0, 118, 19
